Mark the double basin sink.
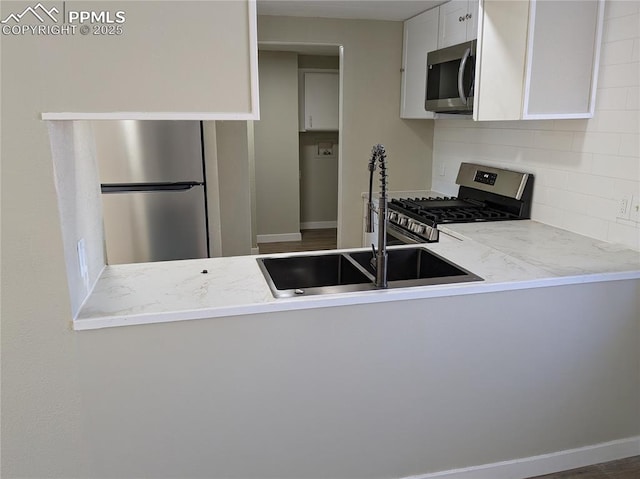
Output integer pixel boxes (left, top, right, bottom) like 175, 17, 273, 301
257, 246, 482, 298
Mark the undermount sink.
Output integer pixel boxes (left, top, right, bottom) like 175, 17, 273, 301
349, 247, 481, 285
257, 247, 482, 298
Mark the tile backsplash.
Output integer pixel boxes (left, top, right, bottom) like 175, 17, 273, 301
432, 1, 639, 251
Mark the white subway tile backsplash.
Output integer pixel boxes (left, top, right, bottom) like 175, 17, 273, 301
626, 86, 639, 110
608, 221, 640, 250
600, 38, 635, 65
478, 128, 533, 147
596, 87, 630, 110
612, 178, 640, 197
531, 203, 564, 227
605, 1, 640, 20
532, 130, 574, 151
591, 153, 640, 179
603, 12, 640, 43
560, 211, 609, 242
572, 131, 621, 154
618, 134, 640, 157
536, 169, 569, 189
632, 39, 640, 62
599, 62, 640, 88
595, 110, 640, 133
566, 172, 616, 199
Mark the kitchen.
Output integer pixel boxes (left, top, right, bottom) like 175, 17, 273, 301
2, 1, 639, 479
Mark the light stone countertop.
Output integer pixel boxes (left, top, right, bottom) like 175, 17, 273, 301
75, 221, 640, 331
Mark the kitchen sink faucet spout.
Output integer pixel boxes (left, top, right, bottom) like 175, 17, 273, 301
366, 144, 388, 288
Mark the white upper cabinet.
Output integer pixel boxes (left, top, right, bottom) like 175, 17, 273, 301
474, 0, 604, 121
438, 0, 479, 49
302, 72, 339, 131
41, 0, 258, 119
523, 0, 603, 119
400, 8, 439, 119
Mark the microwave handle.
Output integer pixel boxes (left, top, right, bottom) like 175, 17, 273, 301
458, 47, 472, 104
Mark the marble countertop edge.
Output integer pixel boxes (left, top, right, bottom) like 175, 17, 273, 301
72, 269, 640, 331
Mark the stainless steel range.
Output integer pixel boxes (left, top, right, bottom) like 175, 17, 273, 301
387, 163, 534, 244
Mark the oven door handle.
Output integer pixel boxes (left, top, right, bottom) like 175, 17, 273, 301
458, 47, 471, 104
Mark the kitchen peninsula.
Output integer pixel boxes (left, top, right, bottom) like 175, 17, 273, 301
72, 219, 640, 479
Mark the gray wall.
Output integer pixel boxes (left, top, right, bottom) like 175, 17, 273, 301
20, 281, 640, 478
258, 15, 434, 248
33, 0, 253, 114
300, 131, 339, 226
254, 51, 301, 238
208, 121, 254, 256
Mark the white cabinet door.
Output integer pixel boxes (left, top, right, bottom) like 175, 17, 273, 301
303, 72, 339, 131
523, 0, 603, 118
438, 0, 479, 49
401, 8, 439, 119
466, 0, 479, 42
474, 0, 604, 121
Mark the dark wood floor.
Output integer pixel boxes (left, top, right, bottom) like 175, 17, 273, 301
526, 455, 640, 478
257, 228, 337, 254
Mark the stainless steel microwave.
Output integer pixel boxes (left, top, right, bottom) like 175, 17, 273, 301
425, 39, 476, 114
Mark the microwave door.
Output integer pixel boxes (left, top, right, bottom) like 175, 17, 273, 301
425, 40, 476, 113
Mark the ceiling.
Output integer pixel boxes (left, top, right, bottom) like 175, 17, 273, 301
256, 0, 446, 22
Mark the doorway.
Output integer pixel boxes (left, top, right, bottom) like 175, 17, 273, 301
254, 43, 342, 254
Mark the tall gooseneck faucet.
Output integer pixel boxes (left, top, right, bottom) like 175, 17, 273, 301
366, 144, 388, 288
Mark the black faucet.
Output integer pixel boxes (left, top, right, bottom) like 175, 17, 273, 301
365, 144, 388, 288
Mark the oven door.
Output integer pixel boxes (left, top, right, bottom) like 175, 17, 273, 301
387, 223, 433, 244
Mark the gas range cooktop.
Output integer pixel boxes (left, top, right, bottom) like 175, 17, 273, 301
390, 197, 521, 224
387, 163, 534, 244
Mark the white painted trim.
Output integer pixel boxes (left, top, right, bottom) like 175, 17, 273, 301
41, 112, 259, 121
522, 0, 537, 119
250, 247, 260, 255
400, 436, 640, 479
336, 45, 345, 248
524, 112, 595, 120
256, 233, 302, 243
588, 0, 605, 118
248, 0, 260, 120
300, 221, 337, 230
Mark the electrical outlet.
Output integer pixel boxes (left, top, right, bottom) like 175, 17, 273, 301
439, 165, 446, 177
630, 195, 640, 223
77, 238, 88, 284
617, 194, 632, 220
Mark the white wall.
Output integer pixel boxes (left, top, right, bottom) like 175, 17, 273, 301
254, 51, 301, 239
433, 1, 640, 251
47, 121, 105, 316
258, 15, 434, 248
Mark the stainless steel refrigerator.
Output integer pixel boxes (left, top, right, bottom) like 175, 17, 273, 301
93, 120, 209, 265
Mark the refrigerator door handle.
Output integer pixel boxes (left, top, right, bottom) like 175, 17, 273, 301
101, 182, 202, 194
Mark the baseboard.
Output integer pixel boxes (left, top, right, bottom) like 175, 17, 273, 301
401, 436, 640, 479
250, 247, 260, 255
256, 233, 302, 244
300, 221, 337, 230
